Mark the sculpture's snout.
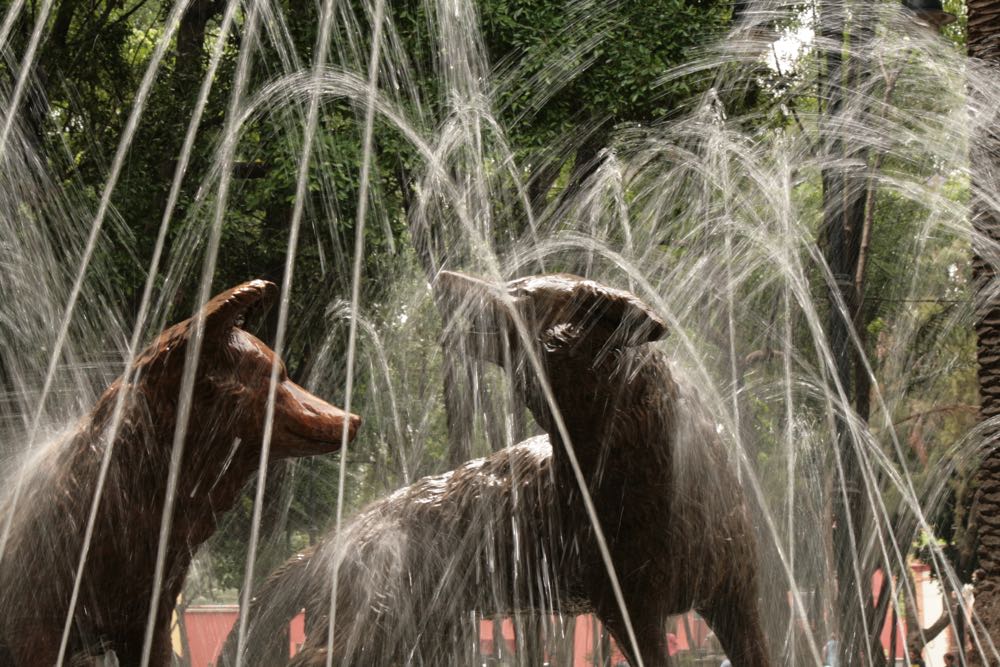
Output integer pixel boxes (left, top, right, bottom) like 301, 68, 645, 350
273, 379, 361, 457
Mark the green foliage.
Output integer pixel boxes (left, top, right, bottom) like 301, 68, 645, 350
25, 0, 979, 607
481, 0, 731, 135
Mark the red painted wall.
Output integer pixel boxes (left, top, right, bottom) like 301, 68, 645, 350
182, 578, 907, 667
183, 606, 237, 667
182, 606, 305, 667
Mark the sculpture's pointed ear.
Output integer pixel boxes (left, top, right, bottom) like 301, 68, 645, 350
435, 271, 502, 311
202, 279, 278, 337
571, 280, 668, 348
434, 270, 514, 364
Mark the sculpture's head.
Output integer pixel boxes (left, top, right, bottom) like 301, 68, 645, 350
133, 280, 361, 461
437, 271, 667, 366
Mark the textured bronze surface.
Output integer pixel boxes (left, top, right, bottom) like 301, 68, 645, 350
0, 281, 359, 666
226, 272, 767, 667
967, 0, 1000, 660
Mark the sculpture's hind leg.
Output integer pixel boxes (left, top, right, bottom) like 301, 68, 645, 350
595, 594, 672, 667
700, 591, 770, 667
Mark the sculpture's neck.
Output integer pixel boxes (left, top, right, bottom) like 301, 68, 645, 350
86, 382, 256, 572
529, 347, 665, 483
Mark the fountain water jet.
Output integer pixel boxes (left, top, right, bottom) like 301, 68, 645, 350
0, 281, 359, 665
222, 271, 769, 667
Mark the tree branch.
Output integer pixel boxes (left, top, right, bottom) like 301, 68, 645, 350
893, 404, 978, 426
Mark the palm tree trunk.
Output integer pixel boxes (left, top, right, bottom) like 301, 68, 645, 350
968, 1, 1000, 663
818, 1, 873, 658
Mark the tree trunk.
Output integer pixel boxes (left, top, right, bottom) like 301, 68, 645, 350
819, 0, 871, 660
968, 0, 1000, 663
175, 598, 193, 667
